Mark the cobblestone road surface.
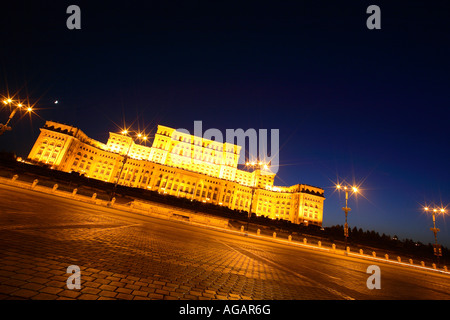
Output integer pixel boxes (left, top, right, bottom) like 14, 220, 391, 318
1, 183, 450, 301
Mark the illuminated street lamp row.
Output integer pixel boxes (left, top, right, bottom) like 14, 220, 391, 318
335, 183, 359, 249
0, 97, 34, 135
244, 160, 270, 231
110, 128, 152, 199
120, 129, 148, 142
336, 184, 358, 194
245, 161, 270, 171
335, 180, 447, 263
424, 206, 446, 215
335, 182, 448, 264
423, 205, 447, 264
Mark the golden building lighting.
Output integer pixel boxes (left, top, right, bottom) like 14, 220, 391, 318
27, 121, 325, 226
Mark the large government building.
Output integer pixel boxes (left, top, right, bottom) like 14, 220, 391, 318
27, 121, 325, 226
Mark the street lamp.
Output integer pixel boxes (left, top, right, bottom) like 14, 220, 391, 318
335, 183, 359, 250
244, 160, 269, 232
424, 205, 447, 265
110, 128, 149, 199
0, 97, 33, 135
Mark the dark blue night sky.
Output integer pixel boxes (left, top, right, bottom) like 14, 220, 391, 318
1, 1, 449, 246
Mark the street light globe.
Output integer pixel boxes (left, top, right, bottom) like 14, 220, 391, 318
352, 187, 358, 193
27, 107, 32, 112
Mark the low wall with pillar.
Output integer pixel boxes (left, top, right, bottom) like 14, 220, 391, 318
0, 175, 231, 230
130, 199, 231, 229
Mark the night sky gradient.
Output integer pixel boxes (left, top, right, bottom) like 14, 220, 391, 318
1, 1, 449, 246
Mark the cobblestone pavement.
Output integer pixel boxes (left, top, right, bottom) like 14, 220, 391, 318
1, 183, 450, 301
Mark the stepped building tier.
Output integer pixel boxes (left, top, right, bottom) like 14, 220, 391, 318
27, 121, 325, 226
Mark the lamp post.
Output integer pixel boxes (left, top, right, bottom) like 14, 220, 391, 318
424, 206, 446, 266
0, 98, 33, 135
245, 161, 269, 232
336, 184, 358, 250
110, 129, 148, 199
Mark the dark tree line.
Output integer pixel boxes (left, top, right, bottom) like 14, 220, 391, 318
326, 224, 449, 264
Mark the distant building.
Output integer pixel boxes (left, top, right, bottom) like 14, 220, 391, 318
27, 120, 325, 226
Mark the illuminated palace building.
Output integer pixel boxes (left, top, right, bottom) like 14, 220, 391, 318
27, 121, 325, 226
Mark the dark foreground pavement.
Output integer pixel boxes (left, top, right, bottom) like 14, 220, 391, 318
1, 183, 450, 301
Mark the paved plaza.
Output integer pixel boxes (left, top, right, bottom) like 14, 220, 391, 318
1, 183, 450, 301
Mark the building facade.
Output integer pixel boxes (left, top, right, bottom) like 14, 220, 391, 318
27, 121, 325, 226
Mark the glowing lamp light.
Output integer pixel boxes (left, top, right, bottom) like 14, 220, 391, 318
336, 183, 358, 194
27, 107, 32, 112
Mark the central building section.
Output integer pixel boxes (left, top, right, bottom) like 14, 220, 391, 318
107, 125, 274, 189
149, 125, 241, 182
27, 121, 325, 227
